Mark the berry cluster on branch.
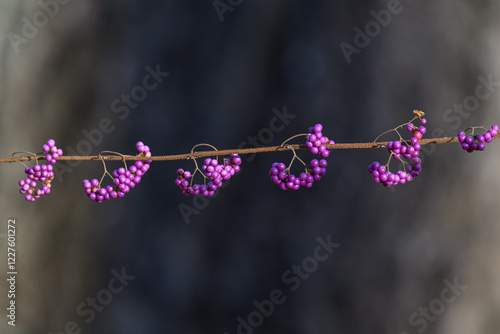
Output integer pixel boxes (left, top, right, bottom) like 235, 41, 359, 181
175, 145, 242, 196
368, 111, 427, 187
82, 142, 152, 203
268, 124, 333, 190
16, 139, 63, 202
458, 124, 499, 152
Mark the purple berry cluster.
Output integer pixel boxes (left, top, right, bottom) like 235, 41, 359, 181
202, 154, 242, 180
42, 139, 63, 164
270, 123, 332, 190
458, 124, 498, 152
18, 139, 63, 202
368, 161, 416, 187
269, 158, 327, 190
19, 164, 55, 202
306, 124, 335, 158
175, 154, 242, 196
368, 116, 427, 187
83, 142, 151, 203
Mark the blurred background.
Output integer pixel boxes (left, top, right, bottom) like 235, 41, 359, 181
1, 0, 500, 333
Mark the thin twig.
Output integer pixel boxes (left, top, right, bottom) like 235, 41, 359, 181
0, 135, 497, 164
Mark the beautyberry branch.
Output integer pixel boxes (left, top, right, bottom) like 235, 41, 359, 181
2, 135, 498, 164
3, 110, 500, 202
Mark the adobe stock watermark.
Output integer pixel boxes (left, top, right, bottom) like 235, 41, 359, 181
47, 267, 135, 334
7, 0, 73, 54
224, 235, 340, 334
339, 0, 404, 64
54, 64, 169, 181
178, 105, 296, 224
213, 0, 244, 22
399, 277, 467, 334
6, 218, 17, 327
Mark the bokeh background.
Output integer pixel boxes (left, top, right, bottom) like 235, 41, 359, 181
1, 0, 500, 333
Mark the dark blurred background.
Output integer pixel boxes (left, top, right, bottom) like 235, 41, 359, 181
1, 1, 500, 333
